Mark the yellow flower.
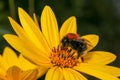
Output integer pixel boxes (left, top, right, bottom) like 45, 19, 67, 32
4, 6, 120, 80
0, 47, 38, 80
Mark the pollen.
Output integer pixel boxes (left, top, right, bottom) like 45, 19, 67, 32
50, 47, 80, 68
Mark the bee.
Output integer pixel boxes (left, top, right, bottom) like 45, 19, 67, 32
61, 33, 87, 58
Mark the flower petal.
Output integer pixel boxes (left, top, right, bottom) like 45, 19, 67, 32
8, 17, 27, 39
74, 63, 120, 80
0, 74, 6, 80
8, 17, 51, 55
18, 55, 36, 71
6, 66, 21, 80
62, 68, 87, 80
83, 51, 116, 64
41, 6, 59, 48
18, 8, 51, 54
37, 66, 48, 78
0, 69, 5, 77
3, 47, 18, 67
0, 55, 8, 75
33, 13, 39, 27
60, 16, 77, 40
21, 69, 38, 80
45, 67, 63, 80
0, 59, 6, 76
82, 34, 99, 51
4, 34, 52, 67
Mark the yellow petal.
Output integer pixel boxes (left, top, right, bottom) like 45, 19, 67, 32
8, 17, 51, 57
93, 64, 120, 77
0, 68, 6, 77
45, 67, 63, 80
0, 74, 6, 80
4, 34, 52, 67
8, 17, 27, 40
19, 56, 48, 78
82, 34, 99, 51
4, 34, 48, 59
74, 63, 120, 80
18, 7, 51, 54
3, 47, 18, 67
37, 66, 48, 78
6, 66, 21, 80
0, 57, 6, 76
33, 13, 39, 27
41, 6, 59, 49
60, 16, 77, 40
62, 68, 87, 80
18, 55, 36, 71
83, 51, 116, 64
0, 55, 7, 76
21, 69, 38, 80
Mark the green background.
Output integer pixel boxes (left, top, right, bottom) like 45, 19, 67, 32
0, 0, 120, 79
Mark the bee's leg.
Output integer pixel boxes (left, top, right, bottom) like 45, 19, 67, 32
84, 39, 93, 47
81, 57, 84, 62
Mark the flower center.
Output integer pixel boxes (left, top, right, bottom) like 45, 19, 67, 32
50, 47, 81, 68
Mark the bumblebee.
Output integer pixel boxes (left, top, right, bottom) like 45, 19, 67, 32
61, 33, 87, 58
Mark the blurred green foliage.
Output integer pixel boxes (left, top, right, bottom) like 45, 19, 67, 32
0, 0, 120, 79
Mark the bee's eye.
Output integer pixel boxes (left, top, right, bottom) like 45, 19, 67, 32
61, 37, 69, 46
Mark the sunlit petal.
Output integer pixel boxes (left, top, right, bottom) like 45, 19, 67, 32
95, 65, 120, 77
45, 67, 63, 80
41, 6, 59, 48
4, 34, 52, 67
8, 17, 26, 39
60, 16, 77, 40
18, 55, 36, 71
18, 7, 51, 54
74, 63, 120, 80
62, 68, 87, 80
0, 56, 8, 76
3, 47, 18, 67
8, 17, 51, 55
83, 51, 116, 64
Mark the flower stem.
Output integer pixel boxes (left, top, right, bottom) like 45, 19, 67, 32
28, 0, 34, 17
9, 0, 16, 19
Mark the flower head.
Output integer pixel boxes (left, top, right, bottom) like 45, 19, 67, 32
0, 47, 38, 80
4, 6, 120, 80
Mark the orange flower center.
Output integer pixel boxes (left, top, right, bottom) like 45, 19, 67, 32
50, 47, 81, 68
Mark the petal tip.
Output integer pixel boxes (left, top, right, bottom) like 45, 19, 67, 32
18, 7, 25, 15
92, 34, 99, 41
44, 5, 51, 9
4, 46, 10, 51
3, 34, 8, 37
3, 34, 7, 38
3, 34, 11, 40
18, 7, 22, 12
8, 17, 14, 22
71, 16, 76, 20
43, 5, 52, 12
94, 34, 99, 39
8, 16, 12, 20
68, 16, 76, 23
